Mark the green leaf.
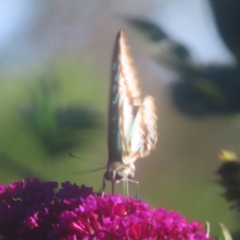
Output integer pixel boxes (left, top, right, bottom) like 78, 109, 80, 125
218, 223, 233, 240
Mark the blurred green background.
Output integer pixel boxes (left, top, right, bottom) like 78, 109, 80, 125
1, 0, 240, 238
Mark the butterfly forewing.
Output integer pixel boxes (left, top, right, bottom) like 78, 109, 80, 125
108, 29, 141, 163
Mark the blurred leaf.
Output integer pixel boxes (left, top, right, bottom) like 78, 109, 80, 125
210, 0, 240, 61
21, 70, 101, 155
218, 223, 233, 240
126, 17, 240, 116
57, 106, 100, 129
125, 18, 169, 42
194, 79, 227, 106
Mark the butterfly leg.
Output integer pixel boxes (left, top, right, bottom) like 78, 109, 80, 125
98, 176, 106, 197
111, 182, 115, 195
122, 178, 129, 197
127, 179, 139, 199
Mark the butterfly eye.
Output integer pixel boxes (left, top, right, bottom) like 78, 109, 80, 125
127, 172, 134, 179
115, 171, 123, 181
104, 171, 111, 181
104, 170, 122, 182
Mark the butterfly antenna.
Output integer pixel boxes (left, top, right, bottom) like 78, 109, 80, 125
73, 167, 106, 174
68, 151, 106, 167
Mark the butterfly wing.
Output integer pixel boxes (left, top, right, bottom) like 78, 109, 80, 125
108, 29, 141, 163
122, 95, 158, 164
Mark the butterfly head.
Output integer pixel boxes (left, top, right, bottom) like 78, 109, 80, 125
104, 161, 135, 183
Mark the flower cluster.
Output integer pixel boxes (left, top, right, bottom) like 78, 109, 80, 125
0, 179, 210, 240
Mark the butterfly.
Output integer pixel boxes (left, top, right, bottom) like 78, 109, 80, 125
101, 29, 158, 196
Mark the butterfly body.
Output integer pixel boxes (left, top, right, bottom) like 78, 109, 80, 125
102, 29, 158, 194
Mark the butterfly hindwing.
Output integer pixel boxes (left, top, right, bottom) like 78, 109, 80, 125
122, 95, 158, 164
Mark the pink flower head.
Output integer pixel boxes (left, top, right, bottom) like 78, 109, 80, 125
0, 179, 210, 240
